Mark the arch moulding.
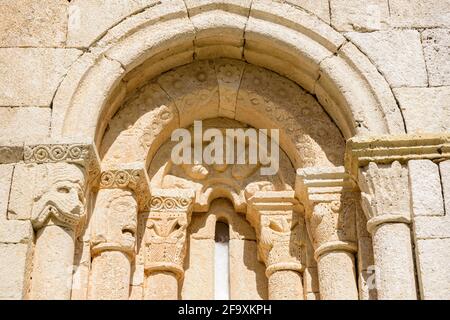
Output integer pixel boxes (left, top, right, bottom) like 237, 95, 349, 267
51, 0, 406, 152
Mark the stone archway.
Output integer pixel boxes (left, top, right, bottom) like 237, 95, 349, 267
51, 0, 405, 148
12, 1, 425, 301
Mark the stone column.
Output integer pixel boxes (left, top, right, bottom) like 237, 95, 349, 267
246, 190, 305, 300
144, 189, 194, 300
29, 163, 88, 300
359, 161, 417, 300
88, 188, 138, 300
296, 167, 358, 300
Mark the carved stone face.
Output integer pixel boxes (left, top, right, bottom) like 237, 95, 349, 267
91, 189, 138, 253
108, 193, 138, 250
31, 163, 86, 229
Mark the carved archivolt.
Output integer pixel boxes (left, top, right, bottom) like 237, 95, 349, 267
101, 60, 346, 169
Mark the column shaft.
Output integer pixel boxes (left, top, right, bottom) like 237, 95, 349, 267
316, 250, 358, 300
88, 251, 132, 300
144, 271, 178, 300
268, 270, 303, 300
371, 222, 417, 299
30, 224, 75, 299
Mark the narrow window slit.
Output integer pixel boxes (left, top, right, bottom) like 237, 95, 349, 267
214, 221, 230, 300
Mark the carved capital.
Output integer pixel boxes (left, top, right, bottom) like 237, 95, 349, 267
358, 161, 411, 232
345, 133, 450, 179
90, 188, 138, 256
296, 167, 357, 258
30, 162, 87, 231
24, 141, 100, 185
144, 189, 195, 279
246, 191, 305, 277
99, 162, 151, 211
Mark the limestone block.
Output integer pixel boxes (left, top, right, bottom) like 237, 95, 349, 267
0, 143, 23, 164
0, 164, 13, 220
330, 0, 390, 31
408, 160, 445, 217
416, 238, 450, 299
414, 216, 450, 240
215, 59, 246, 118
0, 0, 67, 47
0, 220, 33, 244
229, 239, 267, 300
182, 239, 215, 299
0, 108, 50, 143
422, 29, 450, 86
286, 0, 330, 23
186, 0, 251, 59
67, 0, 161, 47
389, 0, 450, 28
184, 0, 252, 15
393, 87, 450, 133
347, 30, 428, 87
0, 49, 82, 107
8, 163, 37, 221
129, 285, 143, 300
0, 243, 33, 299
441, 161, 450, 214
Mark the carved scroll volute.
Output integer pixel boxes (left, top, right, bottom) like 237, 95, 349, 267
145, 189, 195, 280
246, 190, 305, 277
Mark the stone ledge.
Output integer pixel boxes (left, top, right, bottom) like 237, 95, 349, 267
345, 134, 450, 177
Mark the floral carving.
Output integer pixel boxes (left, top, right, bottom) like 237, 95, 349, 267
144, 190, 194, 278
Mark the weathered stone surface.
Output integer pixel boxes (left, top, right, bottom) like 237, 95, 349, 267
229, 239, 267, 300
0, 243, 33, 300
422, 29, 450, 86
408, 160, 445, 217
416, 238, 450, 299
330, 0, 390, 31
182, 239, 215, 299
389, 0, 450, 28
393, 87, 450, 133
0, 108, 50, 142
347, 30, 428, 87
67, 0, 161, 47
0, 220, 33, 244
0, 0, 67, 47
414, 216, 450, 240
285, 0, 330, 23
0, 164, 13, 220
372, 223, 417, 300
441, 161, 450, 214
0, 49, 82, 107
